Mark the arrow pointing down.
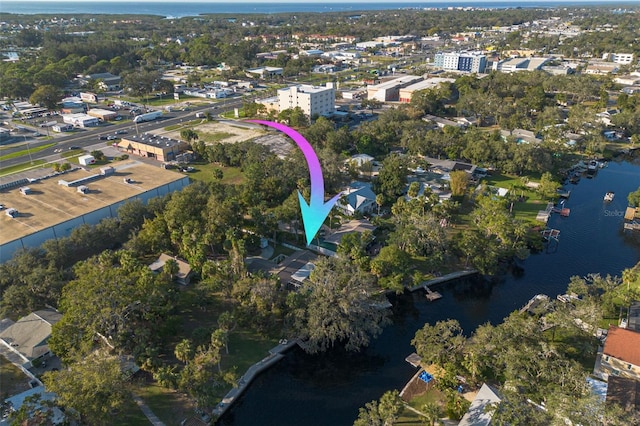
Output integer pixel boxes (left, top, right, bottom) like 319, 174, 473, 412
248, 120, 341, 246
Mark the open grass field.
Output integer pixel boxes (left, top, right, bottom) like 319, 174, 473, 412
0, 160, 46, 177
135, 384, 195, 425
482, 173, 555, 224
186, 162, 245, 185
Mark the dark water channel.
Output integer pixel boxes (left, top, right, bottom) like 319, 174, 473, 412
220, 159, 640, 426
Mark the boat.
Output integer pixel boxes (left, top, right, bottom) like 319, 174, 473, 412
588, 160, 599, 171
604, 192, 615, 202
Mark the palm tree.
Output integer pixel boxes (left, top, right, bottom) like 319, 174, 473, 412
174, 339, 194, 365
421, 402, 441, 426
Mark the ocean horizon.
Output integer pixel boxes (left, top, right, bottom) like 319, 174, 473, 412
1, 1, 638, 18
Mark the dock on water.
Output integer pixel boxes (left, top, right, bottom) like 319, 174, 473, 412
425, 286, 442, 301
520, 294, 550, 314
408, 270, 478, 293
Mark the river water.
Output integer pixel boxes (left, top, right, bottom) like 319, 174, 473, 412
219, 159, 640, 425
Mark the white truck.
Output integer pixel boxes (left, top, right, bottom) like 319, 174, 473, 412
133, 110, 162, 123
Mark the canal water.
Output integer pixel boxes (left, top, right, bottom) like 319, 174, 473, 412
219, 159, 640, 426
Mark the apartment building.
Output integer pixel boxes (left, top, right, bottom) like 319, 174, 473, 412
277, 83, 335, 117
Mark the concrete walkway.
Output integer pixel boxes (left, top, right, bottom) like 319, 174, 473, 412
132, 394, 166, 426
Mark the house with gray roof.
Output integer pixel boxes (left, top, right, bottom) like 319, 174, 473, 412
338, 182, 377, 216
0, 309, 62, 368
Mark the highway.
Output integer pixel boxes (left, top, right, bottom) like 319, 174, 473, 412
0, 98, 245, 170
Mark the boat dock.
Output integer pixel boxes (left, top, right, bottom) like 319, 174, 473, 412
520, 294, 550, 314
424, 286, 443, 301
212, 339, 297, 419
542, 228, 560, 242
408, 270, 478, 293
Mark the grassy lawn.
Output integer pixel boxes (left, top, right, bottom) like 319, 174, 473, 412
482, 173, 555, 224
395, 387, 447, 425
222, 330, 279, 374
0, 143, 56, 161
545, 327, 598, 371
0, 356, 31, 396
135, 384, 195, 426
118, 396, 152, 426
187, 162, 245, 185
0, 160, 46, 177
199, 131, 236, 143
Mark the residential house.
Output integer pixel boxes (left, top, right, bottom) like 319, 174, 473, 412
338, 182, 377, 216
149, 253, 193, 285
600, 326, 640, 380
458, 383, 502, 426
501, 129, 542, 145
82, 72, 122, 91
0, 309, 62, 368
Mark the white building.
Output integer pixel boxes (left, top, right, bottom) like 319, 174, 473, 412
62, 113, 99, 128
494, 57, 550, 73
277, 83, 335, 117
603, 53, 635, 65
434, 51, 486, 73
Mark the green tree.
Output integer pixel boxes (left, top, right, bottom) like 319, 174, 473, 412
374, 154, 408, 201
448, 170, 469, 197
29, 85, 62, 110
412, 319, 465, 367
537, 171, 560, 200
288, 256, 390, 353
42, 353, 129, 426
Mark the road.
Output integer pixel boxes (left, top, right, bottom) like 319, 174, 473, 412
0, 99, 244, 170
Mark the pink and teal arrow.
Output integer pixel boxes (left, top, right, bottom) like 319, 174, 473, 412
248, 120, 341, 246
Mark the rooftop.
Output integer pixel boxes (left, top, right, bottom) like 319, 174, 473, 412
0, 160, 186, 246
0, 310, 62, 361
119, 133, 185, 149
604, 326, 640, 367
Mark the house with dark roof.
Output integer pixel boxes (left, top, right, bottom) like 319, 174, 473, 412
601, 326, 640, 380
606, 375, 640, 414
0, 310, 62, 368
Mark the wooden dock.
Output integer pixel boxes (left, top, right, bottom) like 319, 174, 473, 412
408, 270, 478, 292
520, 294, 550, 314
425, 286, 442, 301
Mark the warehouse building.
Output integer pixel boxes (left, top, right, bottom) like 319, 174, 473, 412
117, 134, 190, 162
0, 161, 189, 263
366, 75, 423, 102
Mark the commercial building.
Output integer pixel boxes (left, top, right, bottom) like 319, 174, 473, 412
494, 57, 550, 72
277, 83, 335, 117
117, 134, 190, 162
87, 108, 119, 121
62, 113, 99, 128
0, 160, 190, 262
603, 53, 635, 65
398, 77, 456, 103
367, 75, 423, 102
245, 67, 283, 78
433, 51, 486, 73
